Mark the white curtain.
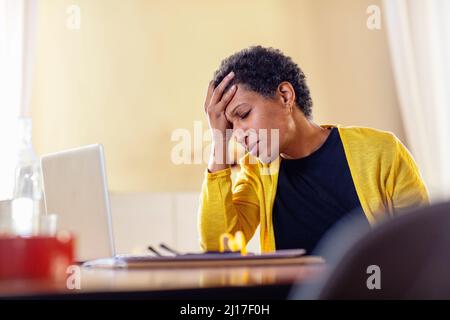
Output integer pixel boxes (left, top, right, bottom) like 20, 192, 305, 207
0, 0, 37, 199
383, 0, 450, 201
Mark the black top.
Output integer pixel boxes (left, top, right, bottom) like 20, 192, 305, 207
272, 127, 364, 253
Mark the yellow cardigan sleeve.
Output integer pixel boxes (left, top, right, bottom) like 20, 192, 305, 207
198, 166, 260, 251
388, 136, 430, 213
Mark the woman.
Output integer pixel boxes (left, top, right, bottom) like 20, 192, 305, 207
199, 46, 429, 253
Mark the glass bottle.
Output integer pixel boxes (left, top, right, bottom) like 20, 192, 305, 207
11, 117, 42, 235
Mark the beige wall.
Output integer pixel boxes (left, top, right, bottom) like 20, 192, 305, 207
31, 0, 404, 193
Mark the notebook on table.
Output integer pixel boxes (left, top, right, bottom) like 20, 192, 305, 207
82, 249, 325, 269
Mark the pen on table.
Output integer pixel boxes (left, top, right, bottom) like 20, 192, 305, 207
147, 245, 162, 256
159, 243, 181, 256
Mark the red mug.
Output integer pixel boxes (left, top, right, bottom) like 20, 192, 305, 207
0, 233, 75, 281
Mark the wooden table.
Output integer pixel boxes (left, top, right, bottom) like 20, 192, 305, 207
0, 259, 325, 299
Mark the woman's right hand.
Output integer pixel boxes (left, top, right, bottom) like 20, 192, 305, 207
204, 71, 237, 140
204, 71, 237, 172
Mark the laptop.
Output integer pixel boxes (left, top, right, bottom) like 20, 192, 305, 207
41, 144, 116, 261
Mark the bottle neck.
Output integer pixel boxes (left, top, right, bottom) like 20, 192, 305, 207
16, 117, 37, 164
17, 117, 33, 147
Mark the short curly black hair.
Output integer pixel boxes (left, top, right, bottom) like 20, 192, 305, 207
213, 46, 313, 117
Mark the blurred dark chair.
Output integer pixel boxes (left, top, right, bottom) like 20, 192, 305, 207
291, 201, 450, 299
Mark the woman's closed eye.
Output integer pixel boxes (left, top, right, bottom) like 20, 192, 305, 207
239, 110, 251, 120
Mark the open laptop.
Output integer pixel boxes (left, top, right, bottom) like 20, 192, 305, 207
41, 144, 116, 261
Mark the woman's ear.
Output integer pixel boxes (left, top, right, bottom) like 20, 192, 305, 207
277, 81, 296, 112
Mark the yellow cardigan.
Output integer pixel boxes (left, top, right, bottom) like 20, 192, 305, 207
198, 125, 430, 252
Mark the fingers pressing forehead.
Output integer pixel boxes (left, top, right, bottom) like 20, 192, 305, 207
213, 71, 236, 89
210, 71, 235, 104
